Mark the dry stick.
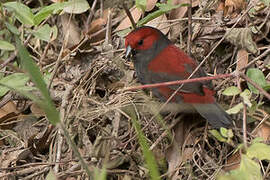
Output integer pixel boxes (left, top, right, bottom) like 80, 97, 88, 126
100, 0, 104, 18
150, 117, 182, 150
123, 3, 136, 29
104, 10, 112, 45
124, 73, 232, 91
237, 74, 247, 148
85, 0, 98, 33
187, 0, 192, 56
242, 104, 248, 148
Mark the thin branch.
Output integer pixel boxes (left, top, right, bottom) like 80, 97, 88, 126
123, 73, 233, 92
237, 74, 247, 148
123, 3, 136, 29
187, 0, 192, 56
85, 0, 98, 33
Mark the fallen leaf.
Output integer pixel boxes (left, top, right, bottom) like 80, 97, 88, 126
61, 14, 81, 48
254, 123, 270, 142
63, 0, 90, 14
224, 0, 246, 17
146, 0, 158, 12
115, 6, 142, 31
223, 151, 241, 171
0, 101, 19, 130
225, 28, 258, 54
0, 148, 32, 170
145, 13, 170, 34
30, 103, 46, 118
165, 118, 197, 179
236, 49, 249, 71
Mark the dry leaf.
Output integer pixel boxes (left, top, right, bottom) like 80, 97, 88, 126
88, 18, 106, 43
223, 151, 241, 171
0, 149, 32, 170
30, 103, 46, 118
88, 8, 110, 34
0, 101, 19, 130
145, 14, 170, 34
236, 49, 248, 71
61, 14, 81, 48
225, 28, 258, 54
224, 0, 246, 17
255, 123, 270, 142
165, 118, 197, 179
115, 6, 142, 31
146, 0, 158, 12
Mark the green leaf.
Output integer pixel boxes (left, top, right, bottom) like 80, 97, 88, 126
116, 28, 132, 37
252, 137, 264, 143
240, 155, 262, 180
45, 169, 57, 180
247, 142, 270, 161
247, 68, 267, 94
226, 103, 243, 114
5, 22, 20, 35
94, 167, 107, 180
136, 0, 147, 12
209, 129, 226, 142
4, 2, 34, 26
227, 129, 234, 138
137, 3, 182, 26
15, 36, 60, 125
264, 84, 270, 91
220, 127, 228, 138
0, 73, 30, 97
222, 86, 240, 96
34, 2, 65, 25
0, 40, 15, 51
240, 89, 252, 107
127, 107, 160, 180
64, 0, 90, 14
33, 24, 52, 42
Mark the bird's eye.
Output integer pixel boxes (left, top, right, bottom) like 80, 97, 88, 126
138, 39, 143, 46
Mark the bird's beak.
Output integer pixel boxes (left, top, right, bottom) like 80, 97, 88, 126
125, 45, 132, 59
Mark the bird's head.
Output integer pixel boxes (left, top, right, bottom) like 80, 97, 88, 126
125, 26, 162, 59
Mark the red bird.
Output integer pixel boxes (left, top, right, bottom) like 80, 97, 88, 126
125, 26, 232, 128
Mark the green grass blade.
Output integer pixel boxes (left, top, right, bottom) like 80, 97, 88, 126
15, 36, 60, 125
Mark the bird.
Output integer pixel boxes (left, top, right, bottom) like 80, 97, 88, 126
125, 26, 232, 128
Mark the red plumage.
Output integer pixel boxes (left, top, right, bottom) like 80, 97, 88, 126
125, 26, 232, 128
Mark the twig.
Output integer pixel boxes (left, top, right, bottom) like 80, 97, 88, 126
187, 0, 192, 56
100, 0, 104, 18
104, 10, 112, 45
150, 117, 182, 150
123, 73, 232, 91
39, 40, 51, 66
85, 0, 98, 33
123, 3, 136, 29
237, 74, 247, 148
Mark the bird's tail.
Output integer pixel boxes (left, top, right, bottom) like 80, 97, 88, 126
192, 103, 232, 128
